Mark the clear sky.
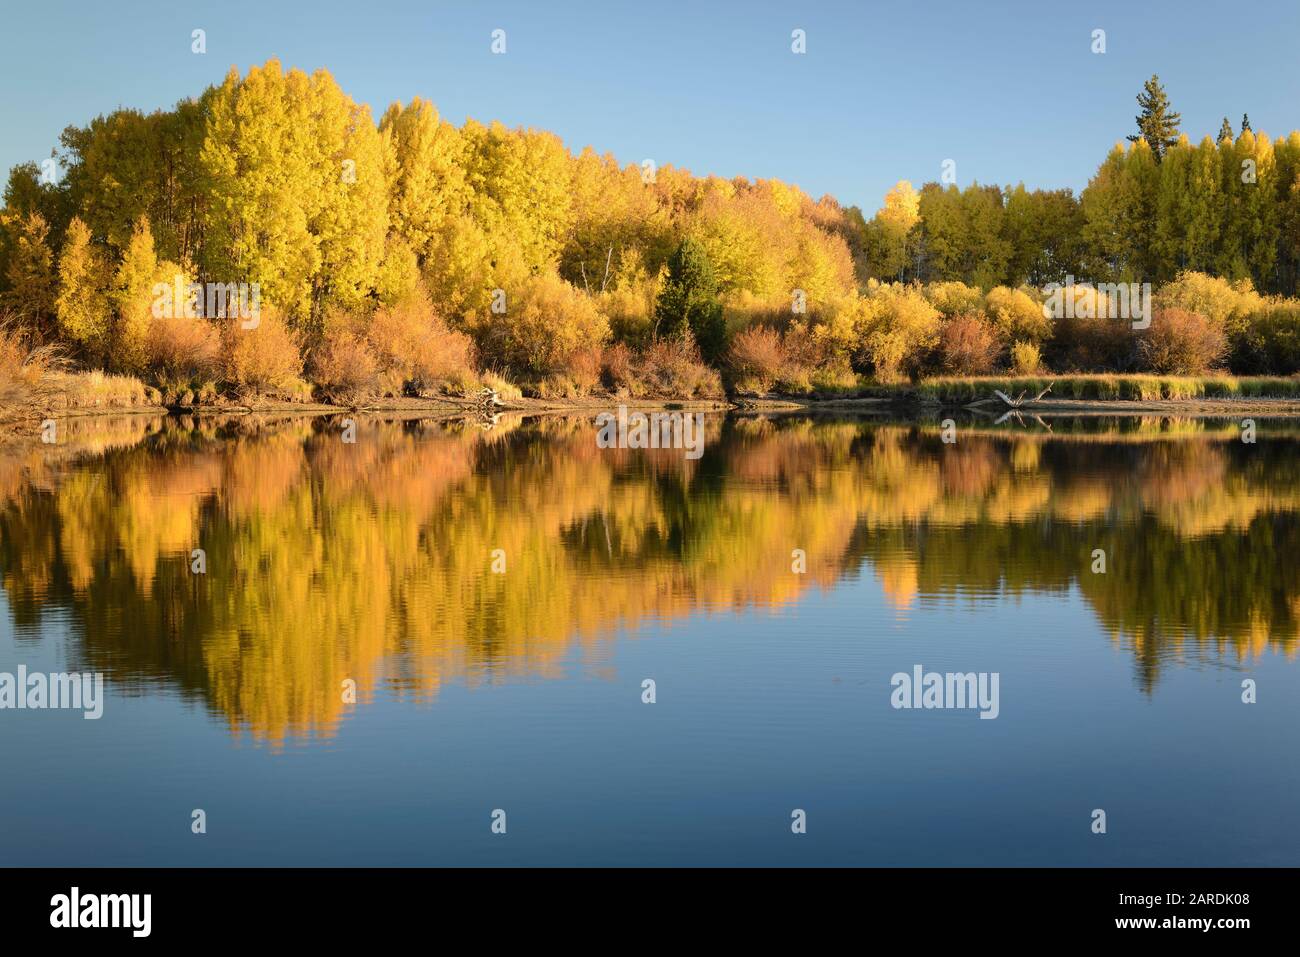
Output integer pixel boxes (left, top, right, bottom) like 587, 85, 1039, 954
3, 0, 1299, 212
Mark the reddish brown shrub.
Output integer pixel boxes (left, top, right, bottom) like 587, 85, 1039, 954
602, 342, 638, 395
727, 325, 785, 392
640, 334, 724, 398
1137, 307, 1228, 374
146, 315, 221, 387
938, 312, 1001, 375
310, 329, 379, 404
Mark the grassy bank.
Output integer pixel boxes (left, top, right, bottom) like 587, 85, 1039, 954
914, 373, 1300, 403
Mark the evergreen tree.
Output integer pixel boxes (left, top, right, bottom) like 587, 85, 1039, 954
654, 237, 724, 361
1127, 75, 1182, 161
1241, 113, 1253, 134
1219, 117, 1234, 142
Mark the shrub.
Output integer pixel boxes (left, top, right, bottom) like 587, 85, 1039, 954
781, 319, 855, 393
637, 333, 723, 398
1049, 311, 1135, 372
1010, 340, 1042, 375
803, 293, 863, 367
476, 271, 610, 383
924, 281, 984, 317
566, 345, 604, 394
538, 344, 603, 397
1136, 307, 1228, 374
985, 285, 1051, 343
309, 328, 379, 404
938, 312, 1000, 375
0, 318, 56, 407
858, 283, 941, 382
221, 306, 307, 399
367, 289, 475, 395
1158, 271, 1264, 343
1234, 304, 1300, 374
727, 325, 785, 392
602, 342, 638, 396
146, 315, 221, 393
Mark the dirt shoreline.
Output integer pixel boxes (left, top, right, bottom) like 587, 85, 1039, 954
6, 391, 1300, 438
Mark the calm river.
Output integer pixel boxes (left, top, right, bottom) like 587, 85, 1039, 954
1, 411, 1297, 865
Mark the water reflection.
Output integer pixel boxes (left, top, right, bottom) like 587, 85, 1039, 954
2, 412, 1297, 745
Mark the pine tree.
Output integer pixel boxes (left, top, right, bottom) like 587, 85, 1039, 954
1127, 75, 1182, 162
654, 237, 724, 360
1241, 113, 1253, 133
1219, 117, 1234, 142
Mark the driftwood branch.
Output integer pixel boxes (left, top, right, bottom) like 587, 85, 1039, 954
475, 386, 504, 407
992, 383, 1053, 408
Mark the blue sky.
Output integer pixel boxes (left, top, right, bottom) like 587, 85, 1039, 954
3, 0, 1298, 212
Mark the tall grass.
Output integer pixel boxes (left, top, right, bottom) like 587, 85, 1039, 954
0, 321, 60, 408
3, 316, 154, 415
916, 374, 1300, 403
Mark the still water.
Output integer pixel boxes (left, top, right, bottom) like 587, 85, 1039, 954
1, 411, 1298, 866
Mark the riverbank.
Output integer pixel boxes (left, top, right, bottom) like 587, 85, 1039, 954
7, 371, 1300, 440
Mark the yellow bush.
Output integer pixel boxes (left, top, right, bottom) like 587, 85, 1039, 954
924, 280, 984, 316
479, 271, 610, 382
859, 283, 941, 382
985, 285, 1052, 343
1158, 271, 1265, 341
1010, 340, 1042, 375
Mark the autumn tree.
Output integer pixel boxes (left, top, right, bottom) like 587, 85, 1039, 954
862, 180, 919, 281
111, 216, 158, 372
199, 61, 388, 333
55, 216, 112, 361
380, 97, 467, 264
1, 211, 58, 341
